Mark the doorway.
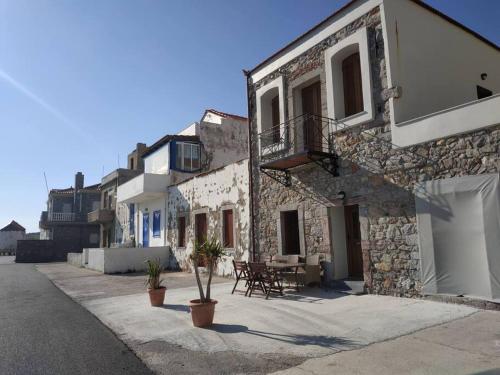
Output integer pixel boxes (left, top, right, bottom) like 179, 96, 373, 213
281, 210, 300, 255
301, 81, 322, 151
344, 205, 363, 278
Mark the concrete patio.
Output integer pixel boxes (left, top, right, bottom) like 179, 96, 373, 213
37, 263, 500, 374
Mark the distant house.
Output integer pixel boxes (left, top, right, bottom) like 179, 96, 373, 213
0, 220, 26, 253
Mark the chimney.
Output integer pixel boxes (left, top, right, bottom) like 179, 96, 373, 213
75, 172, 84, 190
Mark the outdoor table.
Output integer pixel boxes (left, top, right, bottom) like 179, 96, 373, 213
266, 262, 305, 291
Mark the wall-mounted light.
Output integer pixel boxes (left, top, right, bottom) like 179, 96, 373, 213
481, 73, 487, 81
336, 191, 346, 200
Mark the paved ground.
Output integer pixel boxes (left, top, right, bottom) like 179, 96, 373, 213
0, 262, 152, 375
37, 263, 500, 375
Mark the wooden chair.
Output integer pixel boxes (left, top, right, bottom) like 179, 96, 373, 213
247, 262, 284, 299
231, 260, 251, 295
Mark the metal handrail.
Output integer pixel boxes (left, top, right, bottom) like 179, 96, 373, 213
258, 113, 336, 162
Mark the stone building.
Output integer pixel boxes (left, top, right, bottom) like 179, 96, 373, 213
17, 172, 102, 262
0, 220, 26, 253
245, 0, 500, 300
88, 143, 146, 248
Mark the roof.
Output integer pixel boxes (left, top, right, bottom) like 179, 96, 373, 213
204, 109, 247, 121
247, 0, 499, 76
50, 183, 101, 195
142, 134, 200, 158
0, 220, 25, 232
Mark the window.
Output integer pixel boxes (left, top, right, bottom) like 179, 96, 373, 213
280, 210, 300, 255
271, 96, 281, 143
325, 27, 374, 127
130, 158, 134, 170
342, 52, 364, 117
89, 233, 99, 245
103, 191, 108, 209
222, 209, 234, 248
175, 142, 201, 172
195, 213, 207, 244
129, 204, 135, 236
178, 216, 186, 248
152, 210, 161, 238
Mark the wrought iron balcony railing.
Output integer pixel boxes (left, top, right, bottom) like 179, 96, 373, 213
258, 113, 336, 165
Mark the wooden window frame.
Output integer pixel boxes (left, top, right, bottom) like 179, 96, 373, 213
222, 208, 235, 249
177, 215, 187, 248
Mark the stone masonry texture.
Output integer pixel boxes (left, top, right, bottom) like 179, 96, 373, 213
247, 7, 500, 297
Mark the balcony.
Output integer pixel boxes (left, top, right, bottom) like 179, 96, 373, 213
117, 173, 170, 204
258, 114, 338, 185
40, 210, 79, 229
88, 208, 115, 224
49, 212, 76, 221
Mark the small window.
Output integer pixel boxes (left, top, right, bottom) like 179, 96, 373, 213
130, 158, 134, 170
178, 216, 186, 248
129, 204, 135, 236
281, 210, 300, 255
152, 210, 161, 238
222, 209, 234, 248
195, 213, 207, 244
342, 52, 364, 117
477, 85, 493, 100
175, 142, 201, 172
103, 191, 108, 209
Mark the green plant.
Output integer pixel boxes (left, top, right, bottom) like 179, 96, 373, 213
190, 237, 225, 303
144, 258, 165, 290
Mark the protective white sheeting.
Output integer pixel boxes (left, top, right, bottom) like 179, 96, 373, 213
415, 174, 500, 302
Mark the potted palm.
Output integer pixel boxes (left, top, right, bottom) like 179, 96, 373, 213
189, 237, 225, 327
145, 258, 166, 307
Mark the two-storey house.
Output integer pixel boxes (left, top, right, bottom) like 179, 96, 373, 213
245, 0, 500, 301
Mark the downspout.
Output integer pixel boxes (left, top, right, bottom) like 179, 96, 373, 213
243, 69, 256, 262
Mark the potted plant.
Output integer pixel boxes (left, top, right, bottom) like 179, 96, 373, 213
189, 237, 225, 327
145, 258, 166, 307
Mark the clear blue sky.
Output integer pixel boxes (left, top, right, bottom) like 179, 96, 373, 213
0, 0, 498, 232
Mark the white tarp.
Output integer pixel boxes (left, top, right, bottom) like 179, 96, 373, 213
415, 173, 500, 302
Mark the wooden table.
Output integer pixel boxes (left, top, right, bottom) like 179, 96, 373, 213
266, 262, 305, 291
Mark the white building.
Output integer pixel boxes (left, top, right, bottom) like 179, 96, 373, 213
90, 109, 250, 274
0, 221, 26, 253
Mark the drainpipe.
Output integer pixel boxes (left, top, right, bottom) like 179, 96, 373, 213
243, 69, 256, 262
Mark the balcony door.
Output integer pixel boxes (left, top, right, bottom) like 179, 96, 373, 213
143, 213, 149, 248
301, 81, 322, 152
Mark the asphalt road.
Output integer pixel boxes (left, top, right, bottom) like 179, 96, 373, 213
0, 261, 152, 375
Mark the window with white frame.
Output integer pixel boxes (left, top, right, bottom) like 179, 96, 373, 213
175, 142, 201, 172
325, 27, 374, 128
256, 76, 285, 154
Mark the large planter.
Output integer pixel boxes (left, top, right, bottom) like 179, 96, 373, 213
189, 299, 217, 327
148, 287, 166, 307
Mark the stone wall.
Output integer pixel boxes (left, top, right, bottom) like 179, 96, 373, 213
166, 159, 250, 276
247, 6, 500, 297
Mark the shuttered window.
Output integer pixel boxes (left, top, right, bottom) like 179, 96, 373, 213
152, 210, 161, 238
178, 216, 186, 248
271, 96, 280, 143
342, 52, 364, 117
222, 209, 234, 248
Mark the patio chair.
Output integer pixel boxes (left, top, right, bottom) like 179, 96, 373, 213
231, 260, 251, 295
303, 254, 321, 286
247, 262, 284, 299
258, 253, 273, 263
279, 255, 300, 286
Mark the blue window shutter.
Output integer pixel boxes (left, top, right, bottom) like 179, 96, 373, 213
153, 210, 161, 237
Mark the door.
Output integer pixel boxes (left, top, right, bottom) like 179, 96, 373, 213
142, 213, 149, 248
301, 81, 322, 151
282, 210, 300, 255
344, 205, 363, 278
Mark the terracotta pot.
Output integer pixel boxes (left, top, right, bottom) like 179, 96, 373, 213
148, 287, 166, 307
189, 299, 218, 327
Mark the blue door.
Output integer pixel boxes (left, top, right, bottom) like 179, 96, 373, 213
143, 213, 149, 248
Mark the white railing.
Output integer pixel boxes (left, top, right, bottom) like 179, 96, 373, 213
48, 212, 76, 222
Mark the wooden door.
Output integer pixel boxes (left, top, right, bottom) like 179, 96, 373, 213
301, 81, 322, 151
344, 205, 363, 278
342, 52, 364, 117
282, 210, 300, 255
